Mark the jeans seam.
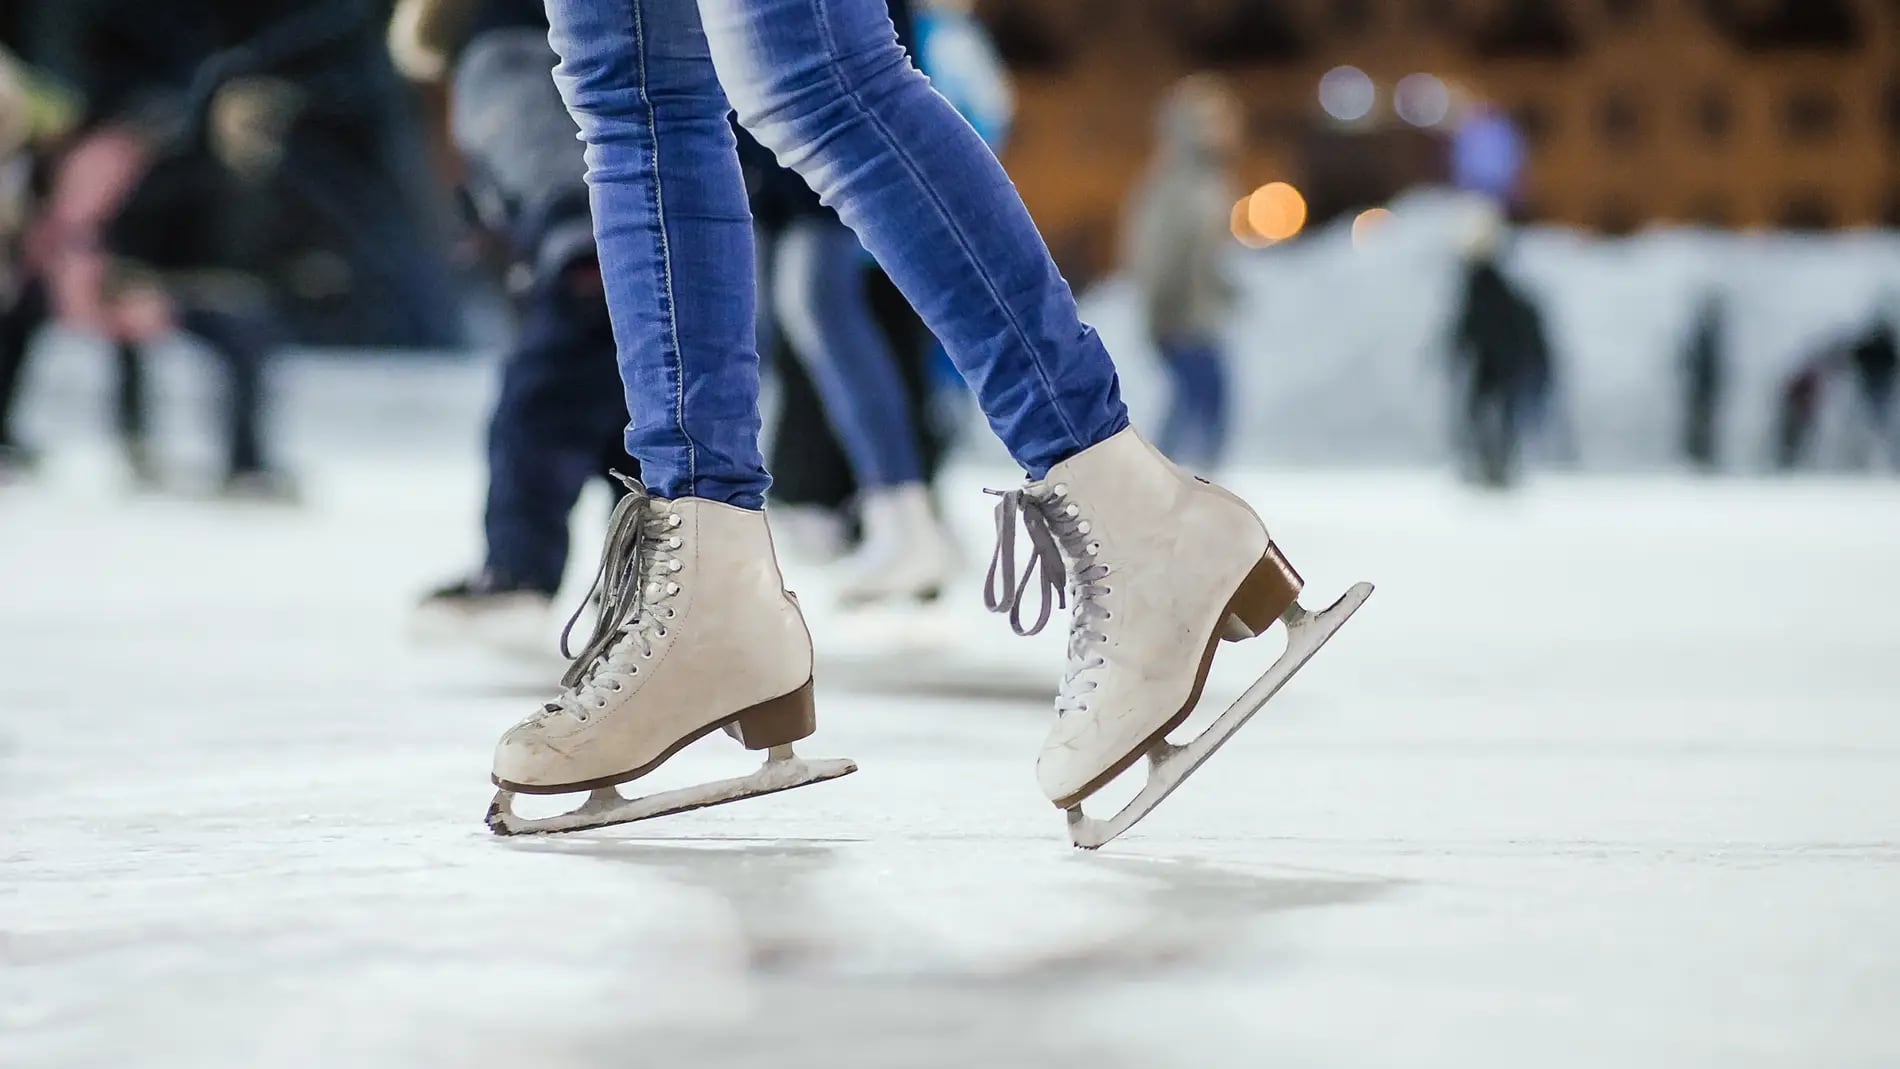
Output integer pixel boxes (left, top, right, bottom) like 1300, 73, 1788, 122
801, 0, 1086, 454
632, 0, 695, 493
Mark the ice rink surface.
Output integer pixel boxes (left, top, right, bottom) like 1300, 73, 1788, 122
3, 357, 1899, 1068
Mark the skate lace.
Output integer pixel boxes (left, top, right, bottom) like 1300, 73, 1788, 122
984, 484, 1110, 715
549, 474, 683, 722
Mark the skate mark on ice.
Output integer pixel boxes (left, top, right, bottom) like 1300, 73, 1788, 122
1008, 855, 1400, 976
496, 838, 852, 974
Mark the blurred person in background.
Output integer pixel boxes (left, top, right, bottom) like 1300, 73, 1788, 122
764, 0, 1012, 578
1774, 349, 1828, 471
0, 39, 65, 479
0, 33, 160, 486
1773, 308, 1899, 473
743, 0, 962, 609
13, 3, 346, 500
1846, 304, 1897, 471
393, 0, 640, 649
913, 0, 1013, 149
23, 0, 461, 345
1680, 292, 1727, 471
1122, 75, 1240, 474
1449, 218, 1551, 488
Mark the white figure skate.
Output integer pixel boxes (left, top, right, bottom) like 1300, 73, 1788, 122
486, 479, 856, 836
986, 429, 1372, 849
834, 483, 958, 607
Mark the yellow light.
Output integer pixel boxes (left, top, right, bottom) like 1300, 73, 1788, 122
1352, 207, 1393, 248
1230, 197, 1271, 248
1246, 182, 1307, 244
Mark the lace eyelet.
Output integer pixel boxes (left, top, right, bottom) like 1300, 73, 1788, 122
656, 627, 669, 639
1053, 483, 1068, 495
669, 561, 683, 572
668, 514, 682, 527
669, 537, 682, 549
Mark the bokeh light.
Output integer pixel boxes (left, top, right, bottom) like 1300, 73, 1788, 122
1246, 182, 1308, 244
1318, 66, 1376, 123
1395, 73, 1452, 127
1230, 197, 1272, 248
1351, 207, 1393, 248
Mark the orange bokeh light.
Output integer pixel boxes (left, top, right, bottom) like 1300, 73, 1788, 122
1230, 197, 1272, 248
1245, 182, 1308, 244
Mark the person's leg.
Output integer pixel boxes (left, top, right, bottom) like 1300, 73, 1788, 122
772, 216, 922, 489
481, 269, 621, 594
773, 216, 955, 603
701, 0, 1366, 835
178, 306, 271, 479
0, 276, 49, 453
701, 0, 1126, 478
1155, 342, 1194, 465
864, 265, 948, 481
1160, 341, 1227, 472
1200, 345, 1231, 470
767, 341, 858, 510
493, 0, 842, 832
110, 338, 164, 486
547, 0, 767, 508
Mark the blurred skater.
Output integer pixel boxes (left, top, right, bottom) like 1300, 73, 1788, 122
1449, 227, 1548, 487
1774, 311, 1900, 473
1, 39, 225, 487
394, 0, 639, 647
1680, 293, 1726, 471
1123, 76, 1240, 473
8, 2, 395, 498
1847, 310, 1898, 470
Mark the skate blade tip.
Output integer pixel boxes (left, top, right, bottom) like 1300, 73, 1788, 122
1294, 580, 1375, 620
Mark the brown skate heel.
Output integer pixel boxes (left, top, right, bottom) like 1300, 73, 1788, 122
728, 679, 817, 750
1220, 544, 1304, 641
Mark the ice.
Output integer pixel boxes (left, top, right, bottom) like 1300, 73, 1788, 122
3, 355, 1899, 1068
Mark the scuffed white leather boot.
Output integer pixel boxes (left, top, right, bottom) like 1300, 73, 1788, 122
985, 428, 1302, 809
834, 482, 957, 607
491, 485, 818, 795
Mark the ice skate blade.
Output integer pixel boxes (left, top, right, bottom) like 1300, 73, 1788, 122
1066, 581, 1374, 851
486, 745, 857, 836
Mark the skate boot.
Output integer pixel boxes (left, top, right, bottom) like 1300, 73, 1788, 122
0, 439, 40, 483
412, 570, 557, 657
218, 467, 303, 506
486, 478, 856, 835
833, 483, 957, 607
985, 428, 1371, 848
767, 502, 852, 564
